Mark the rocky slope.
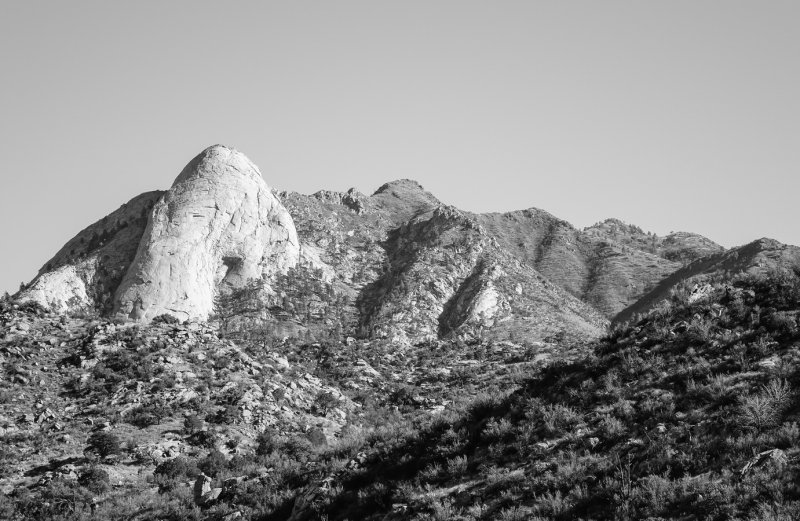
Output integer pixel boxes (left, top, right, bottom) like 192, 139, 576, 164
584, 218, 724, 265
615, 237, 800, 324
280, 183, 606, 344
284, 267, 800, 521
7, 144, 800, 521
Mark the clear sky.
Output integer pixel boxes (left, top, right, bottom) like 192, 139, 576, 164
1, 1, 798, 294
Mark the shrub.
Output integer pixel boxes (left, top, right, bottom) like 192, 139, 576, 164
128, 403, 172, 427
78, 466, 110, 493
256, 429, 280, 456
740, 380, 792, 431
152, 314, 181, 325
307, 427, 327, 447
209, 404, 239, 425
86, 432, 121, 459
312, 391, 339, 416
183, 414, 205, 434
198, 450, 227, 477
447, 455, 468, 476
154, 456, 198, 480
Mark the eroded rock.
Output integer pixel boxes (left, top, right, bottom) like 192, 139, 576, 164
115, 145, 300, 321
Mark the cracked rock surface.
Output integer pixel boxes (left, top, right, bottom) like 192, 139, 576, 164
114, 145, 299, 321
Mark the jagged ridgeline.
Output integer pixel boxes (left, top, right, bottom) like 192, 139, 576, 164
16, 144, 800, 344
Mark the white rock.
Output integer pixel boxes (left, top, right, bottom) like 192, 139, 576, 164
115, 145, 300, 321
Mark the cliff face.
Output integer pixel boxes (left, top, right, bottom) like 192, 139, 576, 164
114, 145, 300, 322
20, 146, 300, 322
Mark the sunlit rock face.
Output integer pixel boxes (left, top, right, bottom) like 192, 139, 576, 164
114, 145, 300, 321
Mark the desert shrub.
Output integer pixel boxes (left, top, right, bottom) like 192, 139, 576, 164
0, 388, 13, 404
256, 429, 280, 457
208, 404, 239, 425
92, 349, 158, 392
446, 455, 468, 476
183, 414, 205, 434
740, 380, 793, 431
152, 313, 180, 325
198, 449, 227, 477
128, 403, 172, 427
78, 466, 110, 493
419, 462, 443, 482
687, 317, 714, 343
312, 391, 339, 416
483, 418, 515, 441
306, 427, 327, 447
16, 300, 48, 315
86, 431, 121, 459
14, 479, 94, 518
154, 456, 198, 480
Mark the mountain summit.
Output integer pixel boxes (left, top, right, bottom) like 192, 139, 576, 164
5, 146, 800, 520
20, 145, 300, 322
114, 145, 300, 322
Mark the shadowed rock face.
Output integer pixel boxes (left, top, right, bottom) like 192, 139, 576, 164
113, 145, 300, 321
17, 191, 164, 313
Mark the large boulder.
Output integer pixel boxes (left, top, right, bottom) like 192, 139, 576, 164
114, 145, 300, 322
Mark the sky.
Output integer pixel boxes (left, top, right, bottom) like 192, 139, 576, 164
1, 1, 799, 294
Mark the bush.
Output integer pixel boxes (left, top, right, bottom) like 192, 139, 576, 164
86, 432, 121, 459
198, 450, 227, 477
152, 314, 181, 325
183, 414, 205, 434
78, 466, 110, 493
312, 391, 339, 416
154, 456, 198, 480
128, 403, 172, 427
740, 380, 793, 431
209, 404, 239, 425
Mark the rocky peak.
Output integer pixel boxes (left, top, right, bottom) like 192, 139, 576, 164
311, 188, 367, 214
113, 145, 300, 322
368, 179, 441, 224
372, 178, 427, 196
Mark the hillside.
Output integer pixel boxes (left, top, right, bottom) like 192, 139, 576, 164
584, 219, 724, 265
290, 267, 800, 520
5, 260, 798, 520
615, 238, 800, 324
8, 145, 800, 521
0, 295, 584, 520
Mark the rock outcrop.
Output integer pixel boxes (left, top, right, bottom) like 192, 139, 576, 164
114, 145, 300, 321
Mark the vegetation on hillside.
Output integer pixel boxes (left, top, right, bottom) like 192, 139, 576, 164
2, 268, 799, 520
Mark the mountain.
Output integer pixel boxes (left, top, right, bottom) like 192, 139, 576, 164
584, 218, 724, 265
4, 144, 800, 520
113, 145, 300, 322
16, 145, 735, 340
279, 267, 800, 521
